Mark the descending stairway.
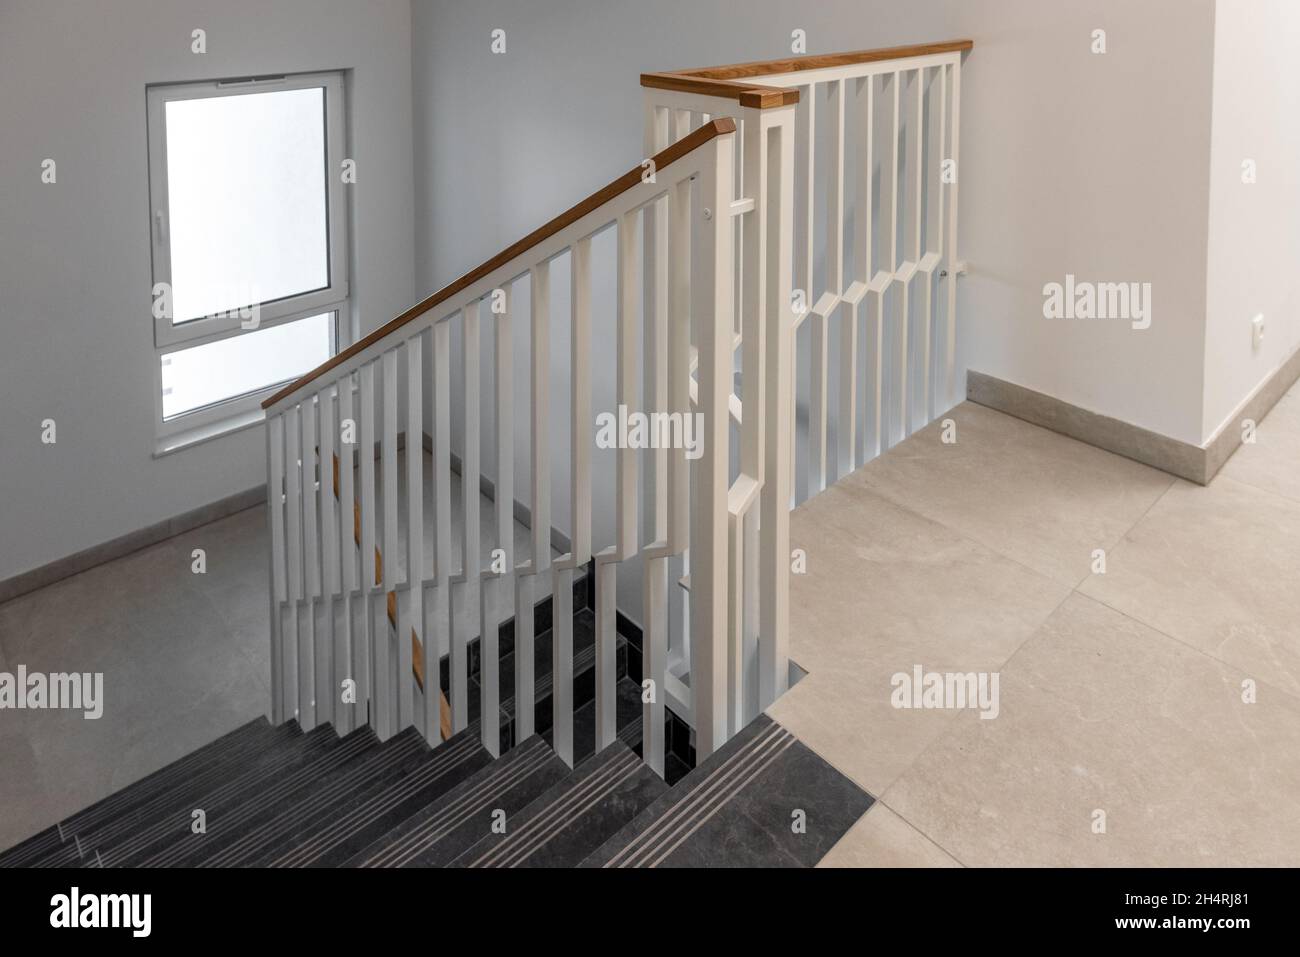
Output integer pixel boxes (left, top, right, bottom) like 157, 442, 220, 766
1, 692, 870, 869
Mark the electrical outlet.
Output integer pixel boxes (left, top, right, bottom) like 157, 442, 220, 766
1252, 314, 1265, 351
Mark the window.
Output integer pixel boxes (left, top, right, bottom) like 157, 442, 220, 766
146, 72, 348, 450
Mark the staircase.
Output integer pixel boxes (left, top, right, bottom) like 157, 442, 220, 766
1, 40, 967, 868
0, 709, 871, 868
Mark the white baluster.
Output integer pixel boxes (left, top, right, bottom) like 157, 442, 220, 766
378, 349, 400, 739
530, 264, 554, 762
427, 320, 452, 747
300, 397, 320, 731
319, 386, 340, 731
760, 105, 795, 710
903, 68, 924, 437
358, 361, 379, 735
944, 59, 962, 409
885, 71, 905, 450
691, 132, 734, 760
643, 104, 670, 553
487, 288, 514, 755
283, 404, 302, 723
405, 334, 424, 737
266, 413, 287, 724
338, 371, 363, 733
453, 304, 481, 741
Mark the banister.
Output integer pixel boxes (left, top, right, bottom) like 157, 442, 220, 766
262, 117, 737, 411
639, 72, 800, 109
641, 39, 972, 105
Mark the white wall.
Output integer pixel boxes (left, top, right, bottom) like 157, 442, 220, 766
410, 0, 1218, 620
1202, 0, 1300, 442
0, 0, 416, 583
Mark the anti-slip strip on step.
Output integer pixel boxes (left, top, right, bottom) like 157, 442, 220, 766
135, 728, 384, 868
28, 721, 313, 868
263, 731, 482, 868
81, 723, 338, 864
55, 718, 298, 860
267, 730, 486, 868
602, 722, 794, 869
633, 729, 794, 868
197, 729, 427, 868
0, 828, 62, 869
361, 738, 553, 868
587, 714, 876, 868
473, 748, 644, 868
197, 730, 428, 868
468, 746, 643, 869
103, 727, 370, 868
359, 737, 558, 868
0, 717, 273, 867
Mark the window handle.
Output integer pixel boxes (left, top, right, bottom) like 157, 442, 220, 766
154, 209, 167, 244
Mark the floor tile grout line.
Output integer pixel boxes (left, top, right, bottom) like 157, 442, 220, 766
805, 474, 1078, 593
1067, 589, 1300, 707
1061, 472, 1182, 594
788, 451, 1183, 863
872, 798, 970, 868
1210, 469, 1300, 508
1218, 473, 1300, 506
1065, 469, 1300, 704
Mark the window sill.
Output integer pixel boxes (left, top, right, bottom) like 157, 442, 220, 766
154, 406, 266, 457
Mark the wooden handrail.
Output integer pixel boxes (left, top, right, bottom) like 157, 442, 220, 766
641, 39, 973, 107
263, 117, 737, 411
639, 72, 799, 109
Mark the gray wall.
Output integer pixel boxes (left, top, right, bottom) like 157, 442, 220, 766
410, 0, 1217, 622
0, 0, 416, 583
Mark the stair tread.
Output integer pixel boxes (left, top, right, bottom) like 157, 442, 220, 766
0, 715, 271, 868
129, 723, 388, 867
348, 734, 570, 868
27, 719, 309, 868
188, 727, 431, 868
95, 723, 352, 867
582, 715, 874, 868
453, 739, 668, 868
257, 723, 492, 867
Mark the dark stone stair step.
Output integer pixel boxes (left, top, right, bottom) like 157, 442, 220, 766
256, 724, 492, 868
90, 723, 345, 867
582, 715, 874, 868
187, 727, 431, 867
347, 734, 570, 868
128, 723, 385, 867
30, 719, 312, 868
453, 740, 667, 868
0, 716, 272, 868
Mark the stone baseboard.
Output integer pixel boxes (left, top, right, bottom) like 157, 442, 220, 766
968, 346, 1300, 486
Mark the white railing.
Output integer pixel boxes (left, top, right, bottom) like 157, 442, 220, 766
644, 42, 968, 506
263, 116, 796, 773
264, 41, 968, 779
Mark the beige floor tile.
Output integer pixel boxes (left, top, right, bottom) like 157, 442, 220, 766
1217, 390, 1300, 503
767, 479, 1070, 796
817, 804, 962, 868
1079, 476, 1300, 696
846, 403, 1175, 587
884, 593, 1300, 867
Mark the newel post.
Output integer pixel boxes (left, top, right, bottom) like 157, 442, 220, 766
757, 104, 795, 710
689, 129, 735, 761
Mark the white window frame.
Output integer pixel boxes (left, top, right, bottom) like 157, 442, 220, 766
146, 71, 349, 448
